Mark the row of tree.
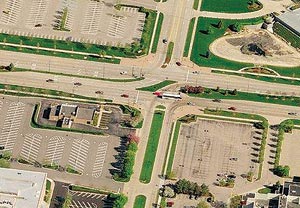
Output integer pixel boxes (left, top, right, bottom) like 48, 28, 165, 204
174, 179, 209, 197
180, 85, 205, 94
114, 134, 139, 181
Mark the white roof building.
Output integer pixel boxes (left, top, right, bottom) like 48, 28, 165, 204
0, 168, 47, 208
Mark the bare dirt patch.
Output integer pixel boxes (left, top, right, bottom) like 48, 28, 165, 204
210, 29, 300, 67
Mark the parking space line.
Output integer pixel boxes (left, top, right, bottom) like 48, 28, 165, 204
68, 138, 90, 173
45, 136, 66, 165
20, 133, 42, 162
92, 142, 107, 178
0, 102, 25, 151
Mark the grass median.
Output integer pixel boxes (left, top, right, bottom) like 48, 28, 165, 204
151, 13, 164, 53
212, 70, 300, 86
183, 18, 195, 57
133, 195, 146, 208
136, 80, 176, 92
200, 0, 262, 13
166, 121, 181, 175
139, 110, 165, 183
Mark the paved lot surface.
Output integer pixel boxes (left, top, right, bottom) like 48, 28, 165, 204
0, 95, 123, 192
280, 129, 300, 177
173, 119, 259, 188
0, 0, 151, 46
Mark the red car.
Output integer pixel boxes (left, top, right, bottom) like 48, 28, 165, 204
228, 107, 236, 111
153, 91, 162, 96
121, 94, 129, 98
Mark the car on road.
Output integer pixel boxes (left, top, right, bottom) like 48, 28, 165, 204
162, 39, 168, 44
288, 112, 297, 116
95, 90, 104, 94
187, 102, 195, 106
176, 62, 182, 66
74, 82, 82, 86
228, 107, 236, 111
46, 79, 54, 83
121, 94, 129, 98
120, 71, 127, 75
212, 99, 221, 103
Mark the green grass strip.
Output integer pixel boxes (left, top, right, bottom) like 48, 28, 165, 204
161, 122, 174, 175
166, 121, 181, 175
136, 80, 176, 92
139, 110, 165, 183
133, 195, 146, 208
183, 17, 195, 57
193, 0, 200, 10
187, 87, 300, 107
212, 70, 300, 86
151, 13, 164, 53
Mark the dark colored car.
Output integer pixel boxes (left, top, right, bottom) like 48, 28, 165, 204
162, 39, 168, 44
74, 82, 82, 86
176, 62, 182, 66
95, 90, 104, 94
121, 94, 129, 98
212, 99, 221, 103
46, 79, 54, 83
228, 107, 236, 111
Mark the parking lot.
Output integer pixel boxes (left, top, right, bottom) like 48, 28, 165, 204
0, 95, 123, 192
280, 129, 300, 177
0, 0, 152, 46
173, 118, 259, 187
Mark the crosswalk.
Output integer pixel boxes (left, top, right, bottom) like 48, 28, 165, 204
68, 138, 90, 173
1, 0, 22, 25
92, 142, 107, 178
45, 136, 66, 165
0, 102, 25, 151
20, 133, 42, 162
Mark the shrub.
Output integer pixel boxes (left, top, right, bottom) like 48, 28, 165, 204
274, 165, 290, 177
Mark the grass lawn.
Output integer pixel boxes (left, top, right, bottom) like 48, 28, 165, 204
204, 108, 267, 122
156, 105, 166, 110
66, 165, 82, 175
258, 187, 271, 194
166, 121, 181, 175
183, 18, 195, 57
70, 185, 111, 195
44, 179, 51, 203
162, 42, 174, 65
193, 0, 200, 10
200, 0, 262, 13
151, 13, 164, 53
136, 80, 176, 92
187, 86, 300, 107
139, 110, 165, 183
212, 70, 300, 86
133, 195, 146, 208
191, 17, 300, 78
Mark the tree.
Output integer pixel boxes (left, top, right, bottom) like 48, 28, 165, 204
62, 193, 72, 208
274, 165, 290, 177
207, 25, 213, 34
6, 63, 14, 71
99, 50, 106, 58
111, 194, 128, 208
0, 158, 10, 168
217, 20, 223, 29
197, 201, 210, 208
1, 151, 11, 160
206, 51, 210, 58
162, 186, 175, 198
230, 195, 242, 208
127, 133, 140, 144
280, 120, 294, 133
216, 86, 220, 92
200, 183, 209, 196
232, 89, 238, 95
231, 23, 242, 32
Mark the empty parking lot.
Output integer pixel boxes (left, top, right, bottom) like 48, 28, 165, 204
0, 0, 150, 46
173, 118, 259, 186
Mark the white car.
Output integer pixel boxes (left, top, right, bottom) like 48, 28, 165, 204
120, 71, 128, 75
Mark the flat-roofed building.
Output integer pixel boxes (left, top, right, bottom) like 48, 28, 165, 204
0, 168, 47, 208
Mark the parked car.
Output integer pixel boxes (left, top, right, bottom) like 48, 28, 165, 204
95, 91, 104, 94
212, 99, 221, 103
74, 82, 82, 86
121, 94, 129, 98
288, 112, 297, 116
176, 62, 182, 66
46, 79, 54, 83
228, 107, 236, 111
